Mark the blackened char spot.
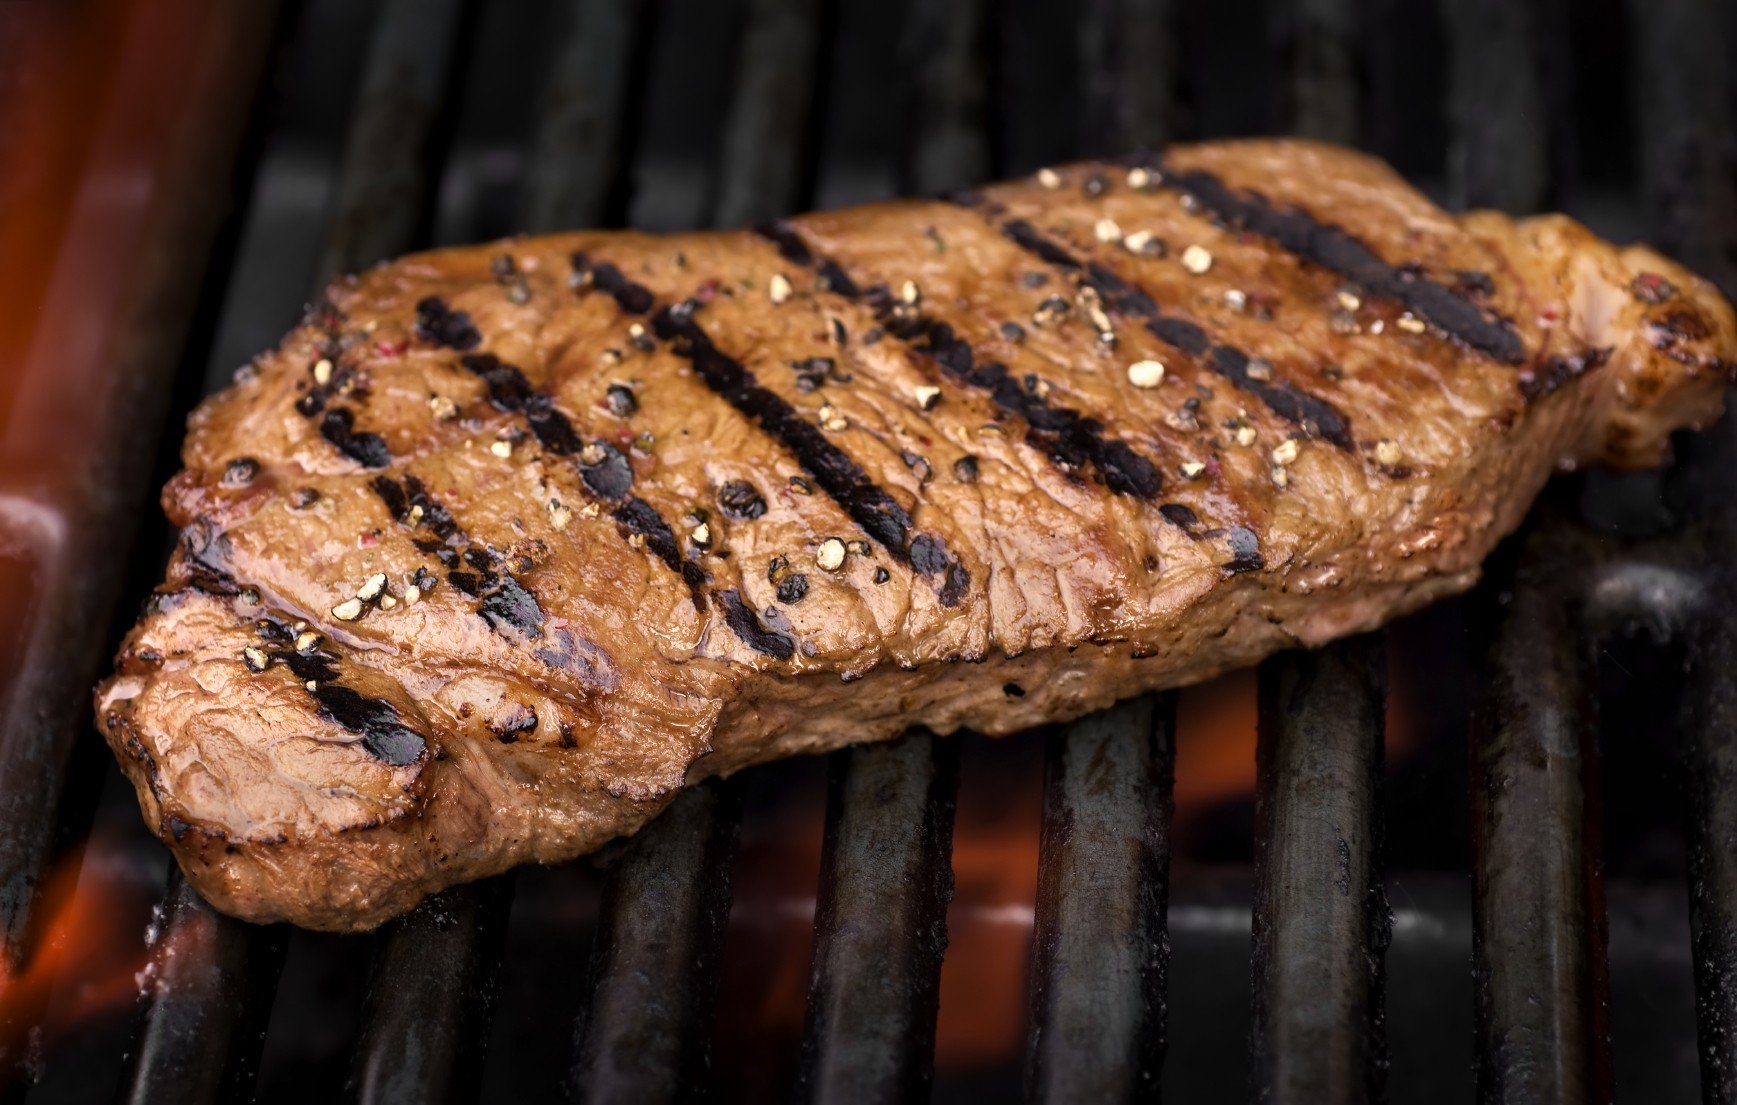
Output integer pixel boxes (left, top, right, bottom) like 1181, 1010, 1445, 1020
716, 588, 796, 660
1159, 503, 1201, 533
575, 254, 655, 315
613, 497, 708, 607
491, 706, 538, 743
1223, 526, 1263, 573
525, 395, 583, 455
404, 475, 458, 540
1519, 347, 1611, 401
651, 305, 918, 560
939, 563, 970, 607
753, 221, 814, 266
447, 570, 491, 596
479, 574, 545, 638
320, 408, 392, 468
1146, 162, 1527, 365
580, 441, 634, 500
461, 353, 533, 411
763, 224, 1165, 499
309, 685, 427, 766
414, 296, 482, 350
370, 475, 408, 520
279, 648, 338, 684
998, 218, 1354, 450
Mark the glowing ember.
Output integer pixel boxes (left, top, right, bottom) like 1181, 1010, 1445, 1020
0, 832, 159, 1065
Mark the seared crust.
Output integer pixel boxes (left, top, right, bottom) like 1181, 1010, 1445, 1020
95, 139, 1736, 930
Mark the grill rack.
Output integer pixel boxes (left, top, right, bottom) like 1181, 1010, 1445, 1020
0, 0, 1733, 1101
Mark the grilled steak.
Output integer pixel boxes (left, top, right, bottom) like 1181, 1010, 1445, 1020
96, 139, 1735, 931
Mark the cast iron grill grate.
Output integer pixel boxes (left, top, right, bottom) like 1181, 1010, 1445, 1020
0, 0, 1733, 1102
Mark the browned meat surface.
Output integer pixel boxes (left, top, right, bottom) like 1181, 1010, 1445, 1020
95, 139, 1736, 931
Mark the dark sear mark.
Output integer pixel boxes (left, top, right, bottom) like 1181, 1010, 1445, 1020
572, 253, 655, 314
715, 588, 797, 659
611, 496, 709, 606
994, 216, 1356, 450
756, 222, 1166, 500
491, 706, 538, 743
1519, 347, 1611, 401
1159, 503, 1201, 533
652, 300, 971, 607
320, 408, 392, 468
368, 473, 544, 638
479, 575, 545, 637
310, 685, 428, 766
463, 352, 534, 410
264, 636, 427, 767
1134, 159, 1527, 365
457, 351, 702, 606
414, 296, 482, 350
459, 352, 585, 455
579, 441, 634, 499
1221, 525, 1263, 573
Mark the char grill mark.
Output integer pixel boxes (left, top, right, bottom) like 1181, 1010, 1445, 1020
572, 256, 970, 608
368, 473, 547, 639
309, 685, 428, 767
1144, 160, 1528, 365
1519, 347, 1611, 401
319, 407, 393, 468
649, 304, 928, 565
994, 216, 1356, 450
715, 588, 797, 660
455, 352, 703, 606
611, 496, 709, 605
261, 631, 426, 767
572, 253, 656, 315
413, 296, 482, 350
755, 222, 1168, 501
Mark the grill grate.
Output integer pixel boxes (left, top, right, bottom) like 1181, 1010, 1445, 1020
0, 0, 1734, 1102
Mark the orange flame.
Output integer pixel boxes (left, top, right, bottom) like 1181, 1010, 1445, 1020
0, 833, 157, 1059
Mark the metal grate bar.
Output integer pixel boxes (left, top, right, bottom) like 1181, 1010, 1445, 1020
345, 881, 513, 1105
1026, 695, 1176, 1103
900, 0, 992, 193
312, 0, 473, 287
522, 0, 661, 235
1277, 0, 1361, 145
567, 782, 744, 1104
1441, 0, 1567, 212
122, 4, 480, 1101
712, 0, 823, 226
1632, 2, 1736, 1099
1685, 518, 1737, 1105
568, 2, 822, 1094
795, 735, 959, 1105
1469, 538, 1612, 1105
121, 872, 288, 1105
1079, 0, 1175, 155
1249, 637, 1389, 1104
1628, 0, 1737, 291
